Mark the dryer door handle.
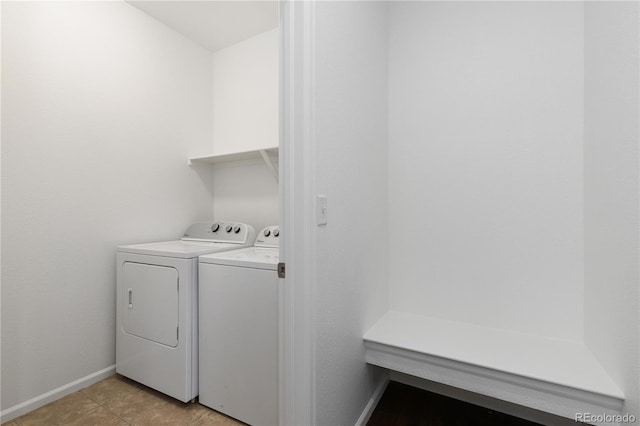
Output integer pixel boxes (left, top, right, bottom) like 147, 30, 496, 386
128, 288, 133, 308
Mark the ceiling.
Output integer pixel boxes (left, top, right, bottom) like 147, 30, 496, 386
128, 1, 278, 52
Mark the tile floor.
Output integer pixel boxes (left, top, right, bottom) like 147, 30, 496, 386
2, 375, 244, 426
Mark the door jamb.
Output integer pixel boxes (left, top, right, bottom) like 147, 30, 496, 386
279, 1, 316, 425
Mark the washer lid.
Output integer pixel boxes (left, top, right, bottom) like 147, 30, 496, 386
199, 247, 279, 270
117, 240, 247, 258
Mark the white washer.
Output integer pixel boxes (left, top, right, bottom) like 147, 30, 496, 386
198, 225, 280, 426
116, 221, 255, 402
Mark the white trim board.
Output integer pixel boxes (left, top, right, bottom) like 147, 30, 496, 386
279, 0, 316, 424
355, 373, 390, 426
363, 311, 624, 421
0, 365, 116, 423
391, 372, 581, 426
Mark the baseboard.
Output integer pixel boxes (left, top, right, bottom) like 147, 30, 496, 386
355, 371, 390, 426
0, 364, 115, 423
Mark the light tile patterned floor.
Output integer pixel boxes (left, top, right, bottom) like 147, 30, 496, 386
2, 375, 244, 426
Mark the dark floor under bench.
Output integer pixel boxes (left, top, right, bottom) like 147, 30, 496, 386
367, 382, 543, 426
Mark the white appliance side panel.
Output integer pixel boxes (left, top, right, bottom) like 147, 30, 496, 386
122, 262, 179, 347
199, 264, 279, 426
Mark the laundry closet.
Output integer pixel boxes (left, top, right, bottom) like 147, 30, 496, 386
1, 1, 280, 422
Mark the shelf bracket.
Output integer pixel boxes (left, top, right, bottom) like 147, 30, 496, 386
259, 149, 279, 182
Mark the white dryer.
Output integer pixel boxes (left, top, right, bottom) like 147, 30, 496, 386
198, 225, 280, 426
116, 221, 255, 402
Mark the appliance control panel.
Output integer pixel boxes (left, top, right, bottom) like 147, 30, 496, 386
254, 225, 280, 248
182, 221, 255, 244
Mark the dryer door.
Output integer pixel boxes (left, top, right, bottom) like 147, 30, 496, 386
122, 262, 179, 347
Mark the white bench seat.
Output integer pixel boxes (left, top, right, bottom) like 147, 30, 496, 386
363, 311, 624, 421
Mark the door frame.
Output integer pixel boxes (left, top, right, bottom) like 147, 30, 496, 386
279, 0, 316, 424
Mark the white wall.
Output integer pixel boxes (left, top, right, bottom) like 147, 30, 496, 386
209, 28, 279, 232
212, 28, 279, 155
388, 2, 585, 340
211, 164, 279, 233
584, 1, 639, 420
1, 1, 214, 411
312, 2, 389, 424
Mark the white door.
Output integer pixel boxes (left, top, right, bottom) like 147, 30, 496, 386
122, 262, 179, 347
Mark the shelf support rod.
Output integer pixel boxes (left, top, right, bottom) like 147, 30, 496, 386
259, 149, 279, 182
